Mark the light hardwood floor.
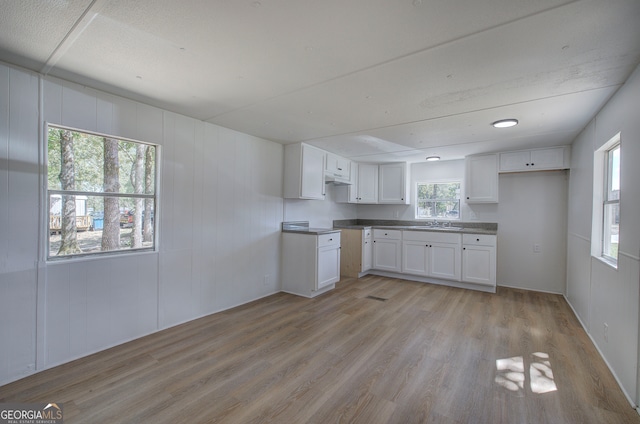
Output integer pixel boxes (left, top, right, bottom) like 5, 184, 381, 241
2, 275, 639, 423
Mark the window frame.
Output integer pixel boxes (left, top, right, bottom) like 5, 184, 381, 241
591, 132, 620, 269
601, 143, 620, 264
415, 180, 461, 220
45, 123, 159, 261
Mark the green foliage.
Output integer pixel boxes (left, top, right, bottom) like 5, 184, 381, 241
416, 182, 460, 219
47, 126, 156, 216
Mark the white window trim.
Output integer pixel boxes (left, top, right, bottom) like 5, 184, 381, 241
44, 123, 160, 261
591, 132, 620, 269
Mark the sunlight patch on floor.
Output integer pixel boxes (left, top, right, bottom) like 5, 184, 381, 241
495, 352, 557, 395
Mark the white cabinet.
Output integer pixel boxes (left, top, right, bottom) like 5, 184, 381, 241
499, 146, 570, 172
462, 234, 497, 287
282, 231, 341, 298
284, 143, 325, 200
465, 154, 498, 203
402, 231, 461, 281
379, 162, 409, 204
355, 163, 379, 203
373, 229, 401, 272
325, 152, 351, 182
317, 233, 342, 289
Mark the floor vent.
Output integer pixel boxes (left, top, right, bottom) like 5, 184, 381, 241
366, 295, 388, 302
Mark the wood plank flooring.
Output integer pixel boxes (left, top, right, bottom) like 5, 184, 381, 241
2, 275, 639, 423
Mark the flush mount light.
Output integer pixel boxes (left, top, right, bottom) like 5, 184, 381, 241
426, 156, 440, 161
492, 119, 519, 128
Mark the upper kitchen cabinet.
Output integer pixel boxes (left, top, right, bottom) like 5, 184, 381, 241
325, 152, 351, 183
499, 146, 570, 173
356, 163, 379, 203
465, 154, 499, 203
379, 162, 409, 204
284, 143, 325, 200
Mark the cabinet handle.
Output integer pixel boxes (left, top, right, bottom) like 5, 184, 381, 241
385, 233, 388, 235
526, 163, 530, 166
337, 167, 342, 171
329, 238, 333, 241
463, 247, 466, 250
531, 163, 535, 166
466, 196, 470, 199
477, 238, 480, 242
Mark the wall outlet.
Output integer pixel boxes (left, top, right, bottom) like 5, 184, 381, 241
394, 210, 400, 218
263, 274, 270, 286
604, 323, 608, 342
533, 243, 541, 253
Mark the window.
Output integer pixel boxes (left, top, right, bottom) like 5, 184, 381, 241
592, 133, 620, 268
47, 125, 157, 259
602, 143, 620, 263
416, 182, 460, 219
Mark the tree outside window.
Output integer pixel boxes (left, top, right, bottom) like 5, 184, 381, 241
416, 182, 460, 219
47, 125, 157, 259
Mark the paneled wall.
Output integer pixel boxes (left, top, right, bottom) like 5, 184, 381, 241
497, 171, 568, 293
566, 63, 640, 405
0, 63, 284, 384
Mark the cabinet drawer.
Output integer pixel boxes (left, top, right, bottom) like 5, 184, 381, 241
363, 227, 372, 239
403, 230, 461, 244
373, 229, 401, 240
462, 234, 496, 247
318, 232, 340, 248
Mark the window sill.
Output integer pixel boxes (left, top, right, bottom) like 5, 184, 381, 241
593, 255, 618, 270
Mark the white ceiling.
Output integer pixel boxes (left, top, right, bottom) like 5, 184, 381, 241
2, 0, 639, 162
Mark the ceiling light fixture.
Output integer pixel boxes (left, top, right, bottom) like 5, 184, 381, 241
426, 156, 440, 161
492, 119, 519, 128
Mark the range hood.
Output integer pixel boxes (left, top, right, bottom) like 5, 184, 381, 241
324, 172, 352, 185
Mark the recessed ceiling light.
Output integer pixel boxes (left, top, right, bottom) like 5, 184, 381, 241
426, 156, 440, 161
492, 119, 518, 128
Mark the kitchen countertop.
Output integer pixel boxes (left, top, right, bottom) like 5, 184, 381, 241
333, 220, 497, 235
282, 221, 341, 235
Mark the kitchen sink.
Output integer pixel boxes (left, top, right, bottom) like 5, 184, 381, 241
404, 225, 463, 231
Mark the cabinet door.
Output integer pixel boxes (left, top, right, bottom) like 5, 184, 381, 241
373, 239, 401, 272
402, 241, 428, 276
465, 154, 498, 203
317, 245, 340, 289
462, 245, 496, 286
379, 163, 408, 204
357, 164, 379, 203
362, 236, 373, 272
530, 147, 565, 170
499, 151, 531, 172
301, 144, 326, 199
429, 242, 461, 281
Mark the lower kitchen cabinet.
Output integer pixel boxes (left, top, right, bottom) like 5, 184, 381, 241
373, 229, 402, 272
402, 231, 461, 281
461, 234, 497, 286
282, 231, 341, 297
370, 228, 496, 292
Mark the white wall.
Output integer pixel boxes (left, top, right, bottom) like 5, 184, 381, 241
566, 63, 640, 405
497, 171, 568, 293
0, 63, 284, 384
283, 184, 356, 228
